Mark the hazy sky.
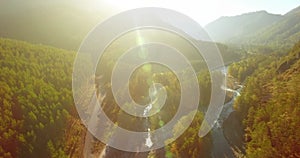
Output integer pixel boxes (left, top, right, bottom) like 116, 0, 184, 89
0, 0, 299, 26
86, 0, 299, 26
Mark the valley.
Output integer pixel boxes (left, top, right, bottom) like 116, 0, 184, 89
0, 2, 300, 158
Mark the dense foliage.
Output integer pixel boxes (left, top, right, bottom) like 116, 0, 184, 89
164, 111, 212, 158
0, 38, 74, 157
0, 37, 224, 157
229, 41, 300, 157
228, 54, 271, 82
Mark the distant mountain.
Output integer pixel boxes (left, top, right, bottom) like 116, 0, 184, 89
248, 6, 300, 47
1, 2, 299, 51
205, 11, 282, 42
205, 6, 300, 49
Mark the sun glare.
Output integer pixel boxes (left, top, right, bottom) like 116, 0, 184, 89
100, 0, 228, 26
104, 0, 146, 10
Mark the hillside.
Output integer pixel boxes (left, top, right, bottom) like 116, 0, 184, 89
248, 6, 300, 48
228, 41, 300, 157
205, 11, 282, 42
0, 1, 107, 50
205, 5, 300, 50
1, 2, 299, 157
0, 37, 225, 158
0, 38, 81, 157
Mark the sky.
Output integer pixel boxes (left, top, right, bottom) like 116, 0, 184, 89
83, 0, 300, 26
0, 0, 298, 26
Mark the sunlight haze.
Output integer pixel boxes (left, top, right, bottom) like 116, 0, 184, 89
90, 0, 300, 26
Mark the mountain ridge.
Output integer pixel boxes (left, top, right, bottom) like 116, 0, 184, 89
205, 5, 300, 48
248, 5, 300, 48
205, 10, 283, 42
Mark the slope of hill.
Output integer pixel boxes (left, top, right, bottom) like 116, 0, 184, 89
228, 41, 300, 157
205, 5, 300, 49
0, 1, 107, 50
249, 6, 300, 48
205, 11, 282, 42
0, 38, 77, 157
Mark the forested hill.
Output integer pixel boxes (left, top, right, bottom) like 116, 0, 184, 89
0, 38, 77, 157
205, 11, 282, 42
248, 6, 300, 48
205, 5, 300, 49
228, 41, 300, 157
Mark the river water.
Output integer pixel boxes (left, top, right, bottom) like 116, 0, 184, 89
210, 67, 243, 158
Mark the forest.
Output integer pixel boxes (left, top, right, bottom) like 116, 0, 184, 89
0, 1, 300, 157
0, 37, 228, 157
0, 38, 75, 157
0, 17, 299, 157
228, 41, 300, 157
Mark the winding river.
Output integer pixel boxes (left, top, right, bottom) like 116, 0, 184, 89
210, 67, 244, 158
